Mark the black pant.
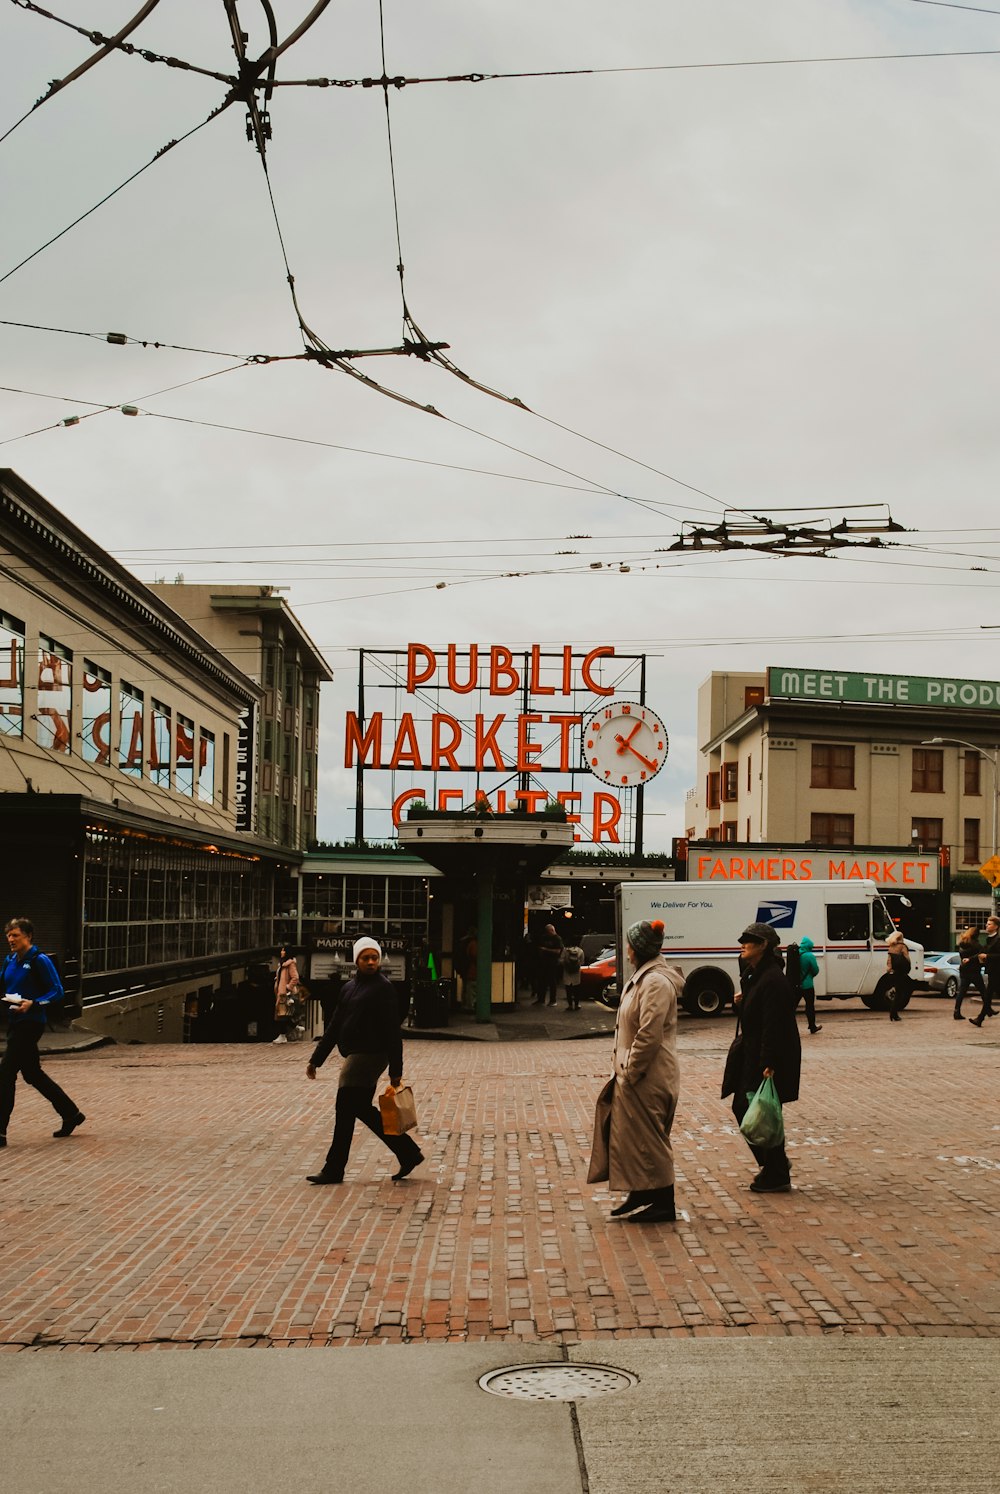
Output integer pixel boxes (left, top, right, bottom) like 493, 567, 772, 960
956, 965, 985, 1016
732, 1089, 791, 1183
800, 985, 818, 1030
533, 965, 559, 1004
321, 1083, 422, 1180
0, 1022, 79, 1133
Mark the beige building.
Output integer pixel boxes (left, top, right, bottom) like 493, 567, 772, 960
149, 584, 332, 852
0, 469, 291, 1041
687, 667, 1000, 875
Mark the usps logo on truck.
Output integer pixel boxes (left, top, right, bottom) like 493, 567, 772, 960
755, 900, 797, 929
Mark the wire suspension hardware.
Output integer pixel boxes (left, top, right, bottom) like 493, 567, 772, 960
668, 509, 908, 556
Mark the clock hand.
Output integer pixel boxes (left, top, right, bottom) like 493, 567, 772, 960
614, 723, 642, 756
615, 735, 659, 772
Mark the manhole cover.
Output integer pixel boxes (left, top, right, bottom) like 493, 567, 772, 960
478, 1363, 637, 1401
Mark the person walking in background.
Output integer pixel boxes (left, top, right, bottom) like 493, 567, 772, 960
533, 923, 564, 1007
588, 918, 681, 1224
955, 926, 986, 1022
562, 941, 585, 1010
0, 917, 85, 1147
722, 923, 801, 1194
885, 931, 912, 1023
272, 944, 302, 1043
968, 919, 996, 1027
304, 937, 423, 1186
787, 938, 822, 1035
978, 914, 1000, 1023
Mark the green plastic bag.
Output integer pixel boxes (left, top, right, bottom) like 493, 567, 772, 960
740, 1075, 785, 1150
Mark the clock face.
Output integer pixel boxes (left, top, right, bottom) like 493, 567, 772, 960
583, 700, 669, 787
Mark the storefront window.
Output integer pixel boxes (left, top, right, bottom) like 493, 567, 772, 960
150, 700, 171, 787
198, 728, 215, 804
37, 636, 72, 753
175, 713, 195, 796
81, 661, 111, 765
83, 827, 273, 976
119, 682, 144, 777
0, 613, 24, 736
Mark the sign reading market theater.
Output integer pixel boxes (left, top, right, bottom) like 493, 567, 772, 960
343, 643, 666, 844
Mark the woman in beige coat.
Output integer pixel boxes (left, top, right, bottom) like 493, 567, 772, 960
587, 918, 681, 1223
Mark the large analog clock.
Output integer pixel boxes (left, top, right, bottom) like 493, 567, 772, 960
583, 700, 668, 787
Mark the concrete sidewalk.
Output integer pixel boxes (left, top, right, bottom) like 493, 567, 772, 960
2, 1338, 996, 1492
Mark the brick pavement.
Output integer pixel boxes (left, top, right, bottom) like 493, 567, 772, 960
0, 1000, 997, 1351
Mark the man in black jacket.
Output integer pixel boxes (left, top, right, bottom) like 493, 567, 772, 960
722, 922, 801, 1194
304, 937, 423, 1185
975, 913, 1000, 1023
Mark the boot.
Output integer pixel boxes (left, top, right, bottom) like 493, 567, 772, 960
610, 1190, 652, 1217
627, 1186, 676, 1223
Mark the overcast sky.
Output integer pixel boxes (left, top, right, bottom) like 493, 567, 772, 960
2, 1, 999, 848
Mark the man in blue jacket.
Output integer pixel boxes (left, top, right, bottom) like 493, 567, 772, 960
0, 917, 85, 1146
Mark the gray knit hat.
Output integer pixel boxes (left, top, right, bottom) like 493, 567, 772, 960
737, 922, 780, 949
626, 919, 665, 965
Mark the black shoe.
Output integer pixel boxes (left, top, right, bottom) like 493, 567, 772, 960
628, 1203, 677, 1223
393, 1149, 424, 1181
953, 1013, 964, 1020
53, 1111, 85, 1138
808, 1024, 822, 1034
0, 1134, 6, 1148
750, 1175, 792, 1193
610, 1191, 651, 1218
306, 1173, 343, 1185
969, 1018, 984, 1028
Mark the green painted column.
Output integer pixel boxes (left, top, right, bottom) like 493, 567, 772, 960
475, 869, 494, 1022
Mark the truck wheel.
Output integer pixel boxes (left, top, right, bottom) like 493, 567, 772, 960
865, 975, 895, 1013
683, 975, 731, 1018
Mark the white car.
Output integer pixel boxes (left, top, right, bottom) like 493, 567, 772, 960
921, 951, 961, 1000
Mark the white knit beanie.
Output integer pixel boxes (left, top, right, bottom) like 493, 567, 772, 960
353, 936, 382, 963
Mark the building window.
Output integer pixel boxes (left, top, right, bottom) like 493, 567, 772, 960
37, 635, 72, 753
911, 817, 943, 850
81, 661, 112, 765
746, 818, 751, 840
912, 748, 943, 794
150, 700, 171, 787
964, 752, 981, 796
706, 772, 720, 810
198, 729, 215, 804
963, 819, 980, 865
954, 907, 991, 934
119, 682, 144, 778
0, 612, 25, 737
746, 755, 752, 793
810, 813, 855, 847
706, 826, 720, 841
722, 763, 738, 801
811, 743, 855, 789
721, 821, 738, 842
175, 714, 195, 797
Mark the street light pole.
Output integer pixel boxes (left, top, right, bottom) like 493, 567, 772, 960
921, 736, 1000, 893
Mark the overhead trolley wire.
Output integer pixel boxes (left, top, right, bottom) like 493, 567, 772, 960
0, 100, 233, 288
269, 46, 1000, 92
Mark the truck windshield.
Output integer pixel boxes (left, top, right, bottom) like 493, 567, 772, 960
872, 901, 895, 940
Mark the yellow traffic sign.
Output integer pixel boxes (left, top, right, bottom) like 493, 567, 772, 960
979, 855, 1000, 888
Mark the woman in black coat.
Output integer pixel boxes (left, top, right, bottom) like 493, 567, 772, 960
722, 922, 801, 1194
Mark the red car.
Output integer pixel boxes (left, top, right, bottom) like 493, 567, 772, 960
580, 946, 617, 998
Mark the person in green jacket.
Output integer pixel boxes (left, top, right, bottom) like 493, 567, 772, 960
797, 936, 822, 1035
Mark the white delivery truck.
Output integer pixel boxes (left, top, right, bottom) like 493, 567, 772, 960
616, 879, 923, 1017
